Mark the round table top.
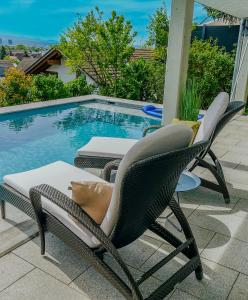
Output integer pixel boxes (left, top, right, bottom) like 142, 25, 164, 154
176, 171, 201, 193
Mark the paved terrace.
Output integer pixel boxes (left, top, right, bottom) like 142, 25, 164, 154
0, 113, 248, 299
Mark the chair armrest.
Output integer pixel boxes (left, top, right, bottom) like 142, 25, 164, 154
74, 155, 116, 169
102, 160, 122, 182
143, 125, 163, 137
30, 184, 111, 245
29, 184, 137, 293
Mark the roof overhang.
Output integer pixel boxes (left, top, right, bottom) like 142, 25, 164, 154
197, 0, 248, 18
25, 48, 62, 74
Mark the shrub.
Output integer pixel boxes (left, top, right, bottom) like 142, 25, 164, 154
65, 75, 94, 97
30, 74, 68, 101
115, 58, 165, 103
0, 67, 33, 106
179, 78, 201, 121
188, 39, 235, 109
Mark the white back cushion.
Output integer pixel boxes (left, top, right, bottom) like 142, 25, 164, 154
194, 92, 229, 143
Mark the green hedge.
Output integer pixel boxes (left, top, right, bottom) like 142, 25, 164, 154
188, 39, 235, 109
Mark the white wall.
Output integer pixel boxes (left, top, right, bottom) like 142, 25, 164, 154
47, 58, 76, 83
47, 58, 96, 86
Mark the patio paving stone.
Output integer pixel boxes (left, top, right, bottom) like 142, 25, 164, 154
201, 234, 248, 275
0, 203, 31, 232
221, 152, 248, 166
0, 203, 38, 257
188, 207, 248, 242
179, 258, 238, 300
0, 253, 34, 292
212, 137, 241, 146
227, 273, 248, 300
140, 243, 238, 300
169, 289, 200, 300
13, 233, 89, 284
178, 187, 239, 209
70, 255, 162, 299
213, 144, 248, 155
0, 268, 86, 300
0, 219, 38, 258
116, 235, 163, 269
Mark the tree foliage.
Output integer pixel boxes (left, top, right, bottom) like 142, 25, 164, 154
146, 4, 169, 63
65, 75, 95, 97
30, 74, 68, 101
0, 67, 33, 106
0, 46, 7, 60
188, 39, 235, 108
204, 7, 240, 24
59, 8, 136, 96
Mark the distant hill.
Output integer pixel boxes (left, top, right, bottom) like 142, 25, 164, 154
0, 35, 57, 47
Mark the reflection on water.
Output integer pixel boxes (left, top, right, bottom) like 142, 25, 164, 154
55, 106, 155, 131
8, 115, 35, 132
0, 102, 160, 180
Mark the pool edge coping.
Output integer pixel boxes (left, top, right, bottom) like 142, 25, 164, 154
0, 95, 163, 115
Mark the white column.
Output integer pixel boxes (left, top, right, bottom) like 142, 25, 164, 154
163, 0, 194, 124
232, 19, 248, 103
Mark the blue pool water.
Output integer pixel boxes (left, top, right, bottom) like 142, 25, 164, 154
0, 101, 160, 180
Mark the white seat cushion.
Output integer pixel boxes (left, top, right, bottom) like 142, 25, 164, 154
77, 137, 138, 158
4, 161, 115, 248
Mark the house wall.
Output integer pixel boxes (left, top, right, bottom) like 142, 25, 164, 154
47, 58, 96, 85
47, 59, 76, 83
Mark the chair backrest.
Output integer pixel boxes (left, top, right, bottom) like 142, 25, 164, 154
102, 125, 207, 248
211, 100, 245, 142
194, 92, 229, 143
200, 100, 245, 159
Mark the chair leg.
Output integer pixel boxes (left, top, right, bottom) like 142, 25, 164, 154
150, 198, 203, 281
169, 198, 203, 280
197, 157, 230, 204
0, 200, 6, 219
189, 149, 230, 203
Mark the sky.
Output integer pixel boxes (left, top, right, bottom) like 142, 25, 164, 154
0, 0, 208, 43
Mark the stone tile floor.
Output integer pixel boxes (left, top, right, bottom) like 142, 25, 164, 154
0, 114, 248, 299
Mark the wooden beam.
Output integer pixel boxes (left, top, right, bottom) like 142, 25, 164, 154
47, 59, 61, 65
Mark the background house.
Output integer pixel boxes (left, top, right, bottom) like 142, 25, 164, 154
192, 19, 240, 52
18, 48, 154, 84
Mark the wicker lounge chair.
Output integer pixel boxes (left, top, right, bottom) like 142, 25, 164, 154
75, 93, 245, 203
0, 125, 208, 299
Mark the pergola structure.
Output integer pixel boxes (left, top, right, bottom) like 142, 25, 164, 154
164, 0, 248, 124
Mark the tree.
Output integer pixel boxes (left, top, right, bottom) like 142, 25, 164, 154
204, 7, 240, 24
0, 67, 33, 106
59, 7, 136, 96
146, 4, 169, 63
0, 46, 7, 59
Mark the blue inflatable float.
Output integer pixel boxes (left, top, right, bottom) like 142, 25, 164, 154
142, 105, 163, 119
142, 105, 204, 120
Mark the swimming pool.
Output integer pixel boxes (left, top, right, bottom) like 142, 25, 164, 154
0, 100, 160, 180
